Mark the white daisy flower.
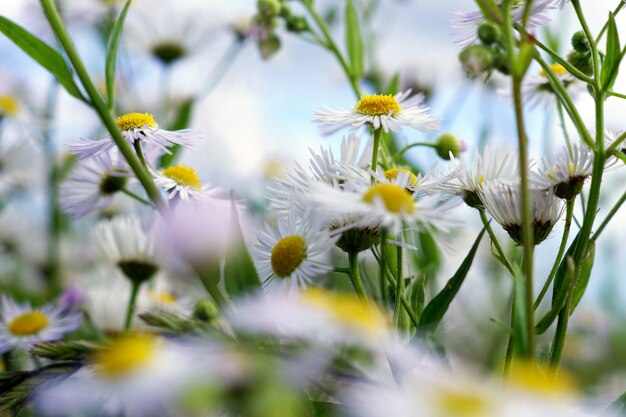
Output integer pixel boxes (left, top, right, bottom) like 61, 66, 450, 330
228, 287, 391, 347
0, 138, 43, 195
439, 145, 520, 209
35, 334, 219, 417
531, 143, 594, 200
69, 112, 200, 161
313, 90, 441, 135
152, 163, 222, 202
94, 215, 162, 285
372, 166, 444, 196
606, 129, 626, 154
480, 180, 563, 245
502, 64, 585, 109
452, 0, 558, 47
269, 135, 371, 216
253, 208, 338, 292
60, 152, 132, 219
0, 296, 82, 353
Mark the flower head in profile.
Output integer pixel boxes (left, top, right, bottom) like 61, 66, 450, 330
507, 64, 584, 109
480, 181, 563, 245
0, 296, 82, 353
152, 164, 222, 202
94, 215, 161, 285
60, 152, 132, 219
531, 143, 594, 200
253, 208, 338, 292
313, 90, 441, 134
69, 112, 200, 161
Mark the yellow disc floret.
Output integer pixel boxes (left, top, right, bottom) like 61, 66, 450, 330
540, 64, 568, 78
92, 333, 157, 379
150, 291, 177, 305
116, 113, 158, 131
8, 311, 49, 336
436, 389, 490, 417
302, 288, 387, 335
355, 94, 401, 116
271, 235, 306, 277
162, 165, 202, 189
363, 183, 415, 213
384, 168, 418, 186
0, 95, 19, 117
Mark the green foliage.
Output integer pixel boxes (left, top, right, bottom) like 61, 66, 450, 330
105, 0, 132, 109
600, 13, 622, 91
345, 0, 364, 79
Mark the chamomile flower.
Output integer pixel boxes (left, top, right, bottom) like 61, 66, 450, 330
94, 215, 162, 285
69, 112, 200, 161
372, 166, 443, 195
313, 90, 441, 135
440, 146, 519, 209
453, 1, 558, 47
480, 181, 563, 245
152, 164, 221, 202
60, 152, 132, 219
512, 64, 584, 109
0, 297, 82, 353
228, 287, 390, 347
253, 209, 338, 292
531, 143, 594, 200
36, 334, 214, 417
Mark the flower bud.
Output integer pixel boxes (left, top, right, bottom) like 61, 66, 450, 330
477, 22, 500, 45
193, 300, 220, 323
459, 45, 494, 78
257, 0, 281, 18
571, 31, 590, 53
286, 16, 309, 33
567, 50, 593, 76
435, 133, 465, 160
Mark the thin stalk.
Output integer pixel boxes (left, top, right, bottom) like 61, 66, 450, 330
371, 128, 382, 173
379, 238, 388, 305
124, 281, 141, 330
534, 198, 574, 310
391, 142, 437, 162
571, 0, 600, 78
556, 101, 573, 157
503, 0, 535, 357
592, 189, 626, 240
300, 0, 361, 98
532, 37, 594, 84
606, 131, 626, 154
121, 188, 151, 205
548, 263, 576, 369
133, 140, 148, 169
348, 251, 369, 306
594, 0, 626, 44
479, 210, 514, 275
607, 90, 626, 100
40, 0, 166, 212
393, 241, 403, 326
197, 39, 245, 99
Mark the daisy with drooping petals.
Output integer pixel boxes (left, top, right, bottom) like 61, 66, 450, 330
94, 215, 162, 286
253, 209, 338, 292
152, 164, 222, 202
313, 90, 441, 135
439, 146, 519, 209
35, 334, 217, 417
531, 143, 594, 200
452, 1, 558, 47
0, 296, 82, 353
69, 112, 200, 161
60, 152, 132, 219
480, 181, 563, 245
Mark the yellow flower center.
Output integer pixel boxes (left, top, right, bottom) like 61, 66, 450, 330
8, 311, 49, 336
540, 64, 568, 78
150, 291, 177, 304
354, 94, 401, 116
363, 183, 415, 213
436, 389, 490, 417
162, 165, 202, 189
92, 334, 158, 379
507, 360, 574, 397
270, 235, 306, 277
0, 95, 19, 117
384, 168, 418, 186
116, 113, 158, 131
302, 288, 386, 334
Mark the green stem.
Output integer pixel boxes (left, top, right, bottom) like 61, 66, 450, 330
607, 90, 626, 100
300, 0, 361, 98
592, 189, 626, 241
594, 0, 626, 44
548, 262, 576, 369
379, 238, 388, 305
503, 0, 534, 358
556, 101, 574, 157
371, 128, 382, 173
133, 140, 149, 170
534, 199, 574, 310
124, 281, 141, 331
391, 141, 437, 162
121, 188, 151, 205
606, 131, 626, 154
479, 210, 514, 275
532, 37, 594, 84
39, 0, 166, 213
348, 252, 369, 306
393, 241, 403, 326
571, 0, 600, 79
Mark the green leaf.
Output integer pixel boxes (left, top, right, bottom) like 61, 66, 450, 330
409, 275, 426, 323
513, 40, 534, 78
223, 196, 261, 297
536, 256, 576, 335
569, 241, 595, 314
601, 391, 626, 417
385, 73, 400, 95
601, 13, 622, 91
311, 401, 346, 417
418, 227, 486, 332
258, 32, 281, 60
158, 99, 195, 168
105, 0, 132, 109
0, 16, 84, 101
345, 0, 364, 79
